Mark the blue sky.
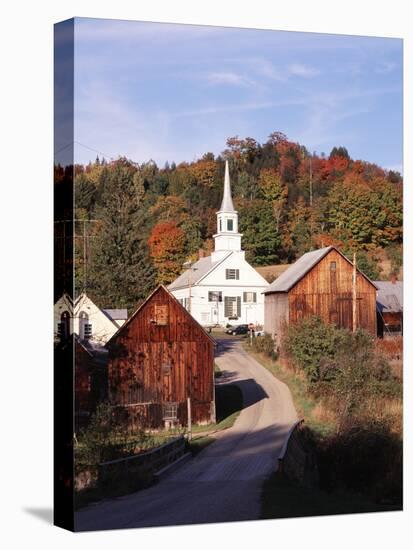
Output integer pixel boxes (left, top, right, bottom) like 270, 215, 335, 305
74, 18, 403, 172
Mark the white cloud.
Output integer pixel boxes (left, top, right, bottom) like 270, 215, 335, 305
288, 63, 320, 78
206, 71, 256, 88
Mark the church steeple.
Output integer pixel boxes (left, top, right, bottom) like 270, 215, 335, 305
220, 160, 235, 212
212, 160, 243, 261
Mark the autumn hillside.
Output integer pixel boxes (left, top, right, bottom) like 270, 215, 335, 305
55, 132, 403, 310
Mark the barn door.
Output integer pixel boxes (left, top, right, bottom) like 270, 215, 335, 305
337, 296, 352, 330
160, 345, 173, 402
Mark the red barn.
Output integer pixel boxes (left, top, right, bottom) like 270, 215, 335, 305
107, 285, 216, 429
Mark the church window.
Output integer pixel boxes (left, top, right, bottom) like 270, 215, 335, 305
227, 219, 234, 231
243, 292, 257, 303
226, 269, 239, 280
208, 291, 222, 302
224, 296, 241, 318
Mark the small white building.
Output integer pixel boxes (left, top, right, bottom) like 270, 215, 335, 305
169, 161, 269, 327
54, 292, 128, 344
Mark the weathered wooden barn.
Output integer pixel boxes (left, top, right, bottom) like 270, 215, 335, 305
54, 334, 108, 431
375, 279, 403, 337
263, 246, 378, 342
106, 285, 216, 429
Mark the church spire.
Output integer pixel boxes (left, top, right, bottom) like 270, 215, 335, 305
219, 160, 235, 212
212, 160, 243, 261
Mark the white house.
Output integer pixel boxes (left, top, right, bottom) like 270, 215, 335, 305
169, 161, 269, 327
54, 292, 128, 344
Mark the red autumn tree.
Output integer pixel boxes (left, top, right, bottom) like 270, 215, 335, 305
148, 221, 186, 284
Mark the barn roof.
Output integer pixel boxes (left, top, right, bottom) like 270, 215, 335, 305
106, 285, 216, 346
374, 280, 403, 313
168, 252, 232, 291
264, 246, 378, 294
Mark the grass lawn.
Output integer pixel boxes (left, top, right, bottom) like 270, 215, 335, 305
188, 435, 216, 456
190, 383, 243, 435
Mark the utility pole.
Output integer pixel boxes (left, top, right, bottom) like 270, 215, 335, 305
309, 154, 313, 207
183, 260, 197, 314
83, 219, 87, 291
352, 252, 357, 332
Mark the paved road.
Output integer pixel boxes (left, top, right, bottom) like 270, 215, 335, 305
75, 339, 298, 531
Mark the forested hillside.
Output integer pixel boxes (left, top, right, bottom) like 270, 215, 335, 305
55, 132, 403, 309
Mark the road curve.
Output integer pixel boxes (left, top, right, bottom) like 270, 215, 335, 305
75, 338, 298, 531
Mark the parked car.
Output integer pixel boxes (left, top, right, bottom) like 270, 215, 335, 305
225, 324, 249, 335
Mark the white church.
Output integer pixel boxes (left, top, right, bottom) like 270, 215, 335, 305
169, 161, 269, 327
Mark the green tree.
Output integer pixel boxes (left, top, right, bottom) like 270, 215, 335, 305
238, 199, 281, 265
88, 161, 155, 310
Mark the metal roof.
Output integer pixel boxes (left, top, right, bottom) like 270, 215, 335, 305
168, 252, 232, 290
264, 247, 334, 293
374, 280, 403, 313
264, 246, 378, 294
102, 308, 128, 321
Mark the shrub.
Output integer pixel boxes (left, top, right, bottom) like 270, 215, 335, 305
250, 333, 277, 359
317, 420, 402, 504
283, 318, 401, 424
75, 402, 151, 473
283, 316, 346, 383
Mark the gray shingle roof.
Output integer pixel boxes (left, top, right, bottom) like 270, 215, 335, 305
102, 308, 128, 321
168, 252, 232, 290
264, 247, 334, 293
374, 281, 403, 313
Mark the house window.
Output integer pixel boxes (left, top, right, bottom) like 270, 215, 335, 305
163, 402, 178, 421
224, 296, 241, 318
226, 268, 239, 280
243, 292, 257, 303
330, 261, 337, 271
227, 219, 234, 231
84, 323, 92, 339
208, 291, 222, 302
79, 311, 90, 340
58, 311, 70, 340
219, 219, 222, 231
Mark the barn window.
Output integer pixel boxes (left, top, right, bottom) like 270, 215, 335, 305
163, 402, 178, 420
208, 291, 222, 302
154, 304, 169, 325
330, 261, 337, 292
226, 268, 239, 280
243, 292, 257, 303
227, 219, 234, 231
